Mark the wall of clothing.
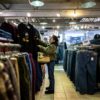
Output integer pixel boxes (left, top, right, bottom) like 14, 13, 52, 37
0, 43, 45, 100
63, 45, 100, 94
0, 22, 45, 100
0, 22, 41, 60
0, 43, 42, 100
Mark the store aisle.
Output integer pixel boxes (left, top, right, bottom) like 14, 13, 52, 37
35, 70, 100, 100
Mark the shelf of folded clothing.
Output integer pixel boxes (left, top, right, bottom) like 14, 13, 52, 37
0, 37, 13, 42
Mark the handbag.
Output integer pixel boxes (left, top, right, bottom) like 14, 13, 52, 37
38, 52, 50, 63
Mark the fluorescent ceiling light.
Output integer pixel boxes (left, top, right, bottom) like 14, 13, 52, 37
32, 18, 35, 22
56, 13, 61, 17
72, 10, 77, 17
30, 0, 44, 7
69, 22, 77, 25
94, 18, 100, 22
73, 13, 77, 17
57, 26, 60, 29
13, 22, 18, 26
40, 22, 48, 25
42, 26, 45, 29
27, 12, 31, 17
81, 26, 84, 29
5, 19, 8, 22
0, 12, 2, 14
81, 0, 96, 8
11, 21, 14, 23
19, 19, 24, 22
74, 25, 79, 30
53, 19, 56, 23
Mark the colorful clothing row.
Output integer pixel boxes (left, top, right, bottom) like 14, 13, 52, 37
0, 53, 37, 100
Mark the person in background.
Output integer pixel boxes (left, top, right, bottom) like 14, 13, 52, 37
44, 37, 48, 43
37, 35, 58, 94
90, 34, 100, 45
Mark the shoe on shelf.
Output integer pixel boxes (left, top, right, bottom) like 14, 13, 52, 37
45, 90, 54, 94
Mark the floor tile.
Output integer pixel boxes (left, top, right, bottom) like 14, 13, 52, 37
35, 70, 100, 100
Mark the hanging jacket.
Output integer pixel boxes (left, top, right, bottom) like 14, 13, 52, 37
18, 23, 40, 60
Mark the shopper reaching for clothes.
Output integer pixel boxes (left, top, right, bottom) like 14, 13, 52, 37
37, 35, 58, 94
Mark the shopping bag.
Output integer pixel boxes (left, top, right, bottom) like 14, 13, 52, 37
38, 52, 50, 63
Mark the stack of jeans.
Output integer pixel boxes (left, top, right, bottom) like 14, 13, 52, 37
66, 50, 77, 83
63, 50, 77, 83
63, 49, 98, 94
63, 49, 68, 72
69, 50, 77, 83
75, 50, 97, 94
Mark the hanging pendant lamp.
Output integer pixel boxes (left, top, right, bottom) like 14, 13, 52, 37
29, 0, 44, 7
81, 0, 96, 8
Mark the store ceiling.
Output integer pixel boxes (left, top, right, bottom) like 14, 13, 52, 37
0, 0, 100, 3
0, 0, 86, 3
0, 0, 100, 29
0, 0, 100, 16
3, 17, 100, 28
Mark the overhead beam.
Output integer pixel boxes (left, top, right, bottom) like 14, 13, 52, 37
4, 3, 100, 10
0, 4, 12, 10
1, 9, 100, 18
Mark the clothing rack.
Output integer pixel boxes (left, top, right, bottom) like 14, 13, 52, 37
0, 42, 21, 55
76, 45, 100, 50
63, 44, 100, 94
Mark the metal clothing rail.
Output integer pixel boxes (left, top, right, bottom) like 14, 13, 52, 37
0, 42, 21, 54
76, 45, 100, 50
0, 42, 21, 48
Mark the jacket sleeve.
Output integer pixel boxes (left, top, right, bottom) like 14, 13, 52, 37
36, 39, 48, 47
38, 44, 56, 55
